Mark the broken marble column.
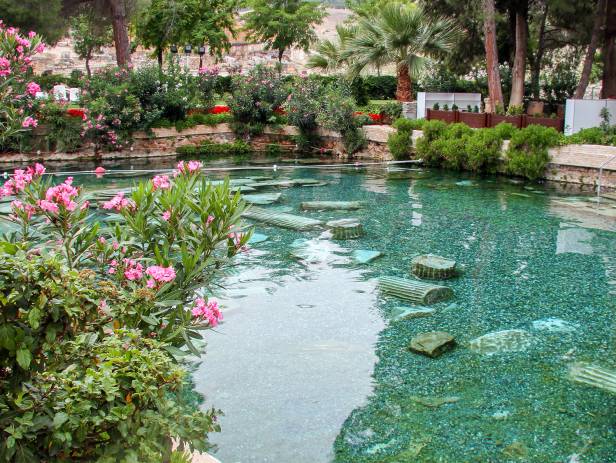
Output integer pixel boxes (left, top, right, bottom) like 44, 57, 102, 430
378, 276, 453, 304
326, 219, 364, 240
411, 254, 457, 280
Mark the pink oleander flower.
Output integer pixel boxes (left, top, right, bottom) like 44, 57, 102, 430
25, 82, 40, 96
191, 297, 223, 327
152, 174, 171, 190
10, 200, 35, 220
22, 116, 37, 128
28, 31, 36, 38
162, 210, 171, 221
94, 166, 106, 178
98, 236, 106, 244
123, 258, 143, 281
43, 177, 79, 212
206, 215, 215, 225
38, 199, 58, 214
145, 265, 176, 284
175, 160, 202, 176
101, 191, 134, 212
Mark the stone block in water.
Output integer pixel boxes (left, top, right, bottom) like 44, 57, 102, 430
248, 233, 268, 244
469, 329, 534, 355
390, 306, 435, 321
300, 201, 363, 211
351, 250, 382, 264
569, 363, 616, 394
242, 207, 323, 231
242, 193, 281, 205
409, 331, 455, 358
378, 276, 453, 305
411, 255, 457, 280
326, 219, 364, 240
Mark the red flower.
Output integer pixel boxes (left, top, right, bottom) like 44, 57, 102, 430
209, 105, 230, 114
67, 108, 86, 119
274, 107, 286, 115
369, 113, 382, 122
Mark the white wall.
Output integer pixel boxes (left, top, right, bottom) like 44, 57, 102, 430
416, 92, 482, 119
564, 99, 616, 135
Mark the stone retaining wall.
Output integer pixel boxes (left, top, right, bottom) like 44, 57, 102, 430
1, 123, 615, 189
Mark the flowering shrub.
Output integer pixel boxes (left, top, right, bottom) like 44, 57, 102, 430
0, 162, 251, 460
285, 76, 323, 151
210, 105, 230, 114
317, 84, 366, 154
0, 21, 45, 151
228, 65, 289, 136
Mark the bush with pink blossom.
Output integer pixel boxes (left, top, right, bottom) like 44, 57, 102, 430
0, 162, 252, 460
0, 21, 45, 151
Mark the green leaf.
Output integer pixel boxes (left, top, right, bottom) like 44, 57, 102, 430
53, 412, 69, 428
16, 348, 31, 369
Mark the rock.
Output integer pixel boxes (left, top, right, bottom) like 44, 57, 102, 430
502, 441, 528, 459
409, 395, 460, 408
242, 193, 282, 205
326, 219, 364, 240
352, 249, 382, 264
469, 329, 534, 355
391, 306, 435, 321
300, 201, 363, 211
531, 318, 578, 333
411, 254, 457, 280
248, 233, 268, 244
409, 331, 456, 358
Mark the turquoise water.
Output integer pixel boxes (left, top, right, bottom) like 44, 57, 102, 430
9, 159, 616, 462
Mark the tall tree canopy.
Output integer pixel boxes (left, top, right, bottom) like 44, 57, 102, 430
0, 0, 67, 44
135, 0, 239, 66
243, 0, 326, 62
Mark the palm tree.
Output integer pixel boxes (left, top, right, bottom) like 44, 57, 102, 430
311, 3, 461, 102
306, 25, 356, 73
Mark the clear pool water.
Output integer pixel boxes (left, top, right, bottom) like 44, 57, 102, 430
13, 159, 616, 462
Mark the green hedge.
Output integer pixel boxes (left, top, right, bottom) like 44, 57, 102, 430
176, 139, 252, 157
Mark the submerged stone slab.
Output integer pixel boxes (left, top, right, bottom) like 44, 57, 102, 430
242, 207, 323, 231
242, 193, 282, 205
469, 329, 534, 355
378, 276, 453, 305
409, 331, 456, 358
300, 201, 363, 211
326, 219, 364, 240
411, 255, 457, 280
351, 250, 382, 264
531, 318, 578, 333
248, 233, 269, 245
391, 306, 435, 321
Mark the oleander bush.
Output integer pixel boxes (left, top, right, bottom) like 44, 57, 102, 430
228, 65, 288, 137
317, 83, 366, 154
0, 162, 251, 461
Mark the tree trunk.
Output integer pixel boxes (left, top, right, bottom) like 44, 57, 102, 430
509, 8, 528, 107
576, 0, 607, 98
278, 48, 284, 63
85, 48, 92, 77
108, 0, 132, 67
157, 47, 163, 67
396, 64, 412, 102
601, 0, 616, 98
529, 1, 548, 100
483, 0, 504, 110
